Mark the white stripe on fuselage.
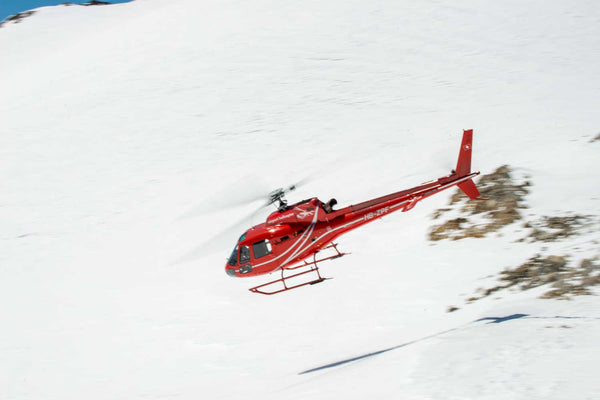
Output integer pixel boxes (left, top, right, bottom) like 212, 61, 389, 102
247, 207, 319, 272
277, 208, 320, 270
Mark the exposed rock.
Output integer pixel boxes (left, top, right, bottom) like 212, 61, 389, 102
431, 208, 450, 220
499, 255, 567, 290
471, 255, 599, 301
0, 11, 36, 27
429, 165, 529, 241
1, 1, 121, 29
524, 215, 591, 242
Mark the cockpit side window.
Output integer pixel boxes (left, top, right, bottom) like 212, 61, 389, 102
252, 239, 272, 259
239, 245, 251, 263
227, 245, 238, 266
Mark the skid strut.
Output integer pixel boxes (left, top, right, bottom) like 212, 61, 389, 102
249, 243, 347, 295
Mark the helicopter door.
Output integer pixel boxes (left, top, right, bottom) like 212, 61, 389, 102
252, 239, 272, 259
239, 245, 251, 264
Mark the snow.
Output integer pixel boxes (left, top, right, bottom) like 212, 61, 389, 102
1, 0, 599, 399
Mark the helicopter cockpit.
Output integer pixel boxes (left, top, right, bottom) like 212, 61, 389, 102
225, 194, 338, 277
226, 230, 275, 276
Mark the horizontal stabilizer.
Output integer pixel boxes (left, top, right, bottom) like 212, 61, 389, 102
458, 179, 481, 199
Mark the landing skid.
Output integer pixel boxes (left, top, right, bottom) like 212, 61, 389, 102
249, 243, 347, 295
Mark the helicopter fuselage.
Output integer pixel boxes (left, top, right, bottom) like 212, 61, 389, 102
224, 169, 480, 278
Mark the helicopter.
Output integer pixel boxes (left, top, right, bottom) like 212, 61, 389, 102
225, 129, 485, 295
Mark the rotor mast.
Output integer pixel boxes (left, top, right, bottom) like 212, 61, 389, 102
268, 185, 296, 211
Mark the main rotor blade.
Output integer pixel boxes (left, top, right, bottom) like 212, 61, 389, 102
178, 176, 271, 220
175, 172, 320, 263
175, 205, 267, 264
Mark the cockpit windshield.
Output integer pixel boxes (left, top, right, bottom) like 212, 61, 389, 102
227, 245, 238, 266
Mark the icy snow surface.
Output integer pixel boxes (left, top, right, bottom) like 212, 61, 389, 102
1, 0, 599, 399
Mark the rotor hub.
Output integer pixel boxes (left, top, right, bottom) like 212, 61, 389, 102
268, 187, 291, 211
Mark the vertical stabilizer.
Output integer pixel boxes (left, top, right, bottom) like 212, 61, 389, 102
455, 129, 473, 177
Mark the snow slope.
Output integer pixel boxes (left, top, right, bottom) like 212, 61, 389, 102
1, 1, 599, 399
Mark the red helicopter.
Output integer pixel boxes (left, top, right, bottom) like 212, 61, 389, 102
225, 129, 484, 294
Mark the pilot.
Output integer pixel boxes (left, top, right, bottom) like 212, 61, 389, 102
323, 198, 337, 213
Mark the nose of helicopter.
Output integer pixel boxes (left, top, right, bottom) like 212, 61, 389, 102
225, 267, 237, 277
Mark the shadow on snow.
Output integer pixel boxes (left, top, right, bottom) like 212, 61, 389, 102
299, 313, 598, 375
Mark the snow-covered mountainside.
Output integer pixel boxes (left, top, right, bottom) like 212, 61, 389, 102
1, 1, 599, 398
